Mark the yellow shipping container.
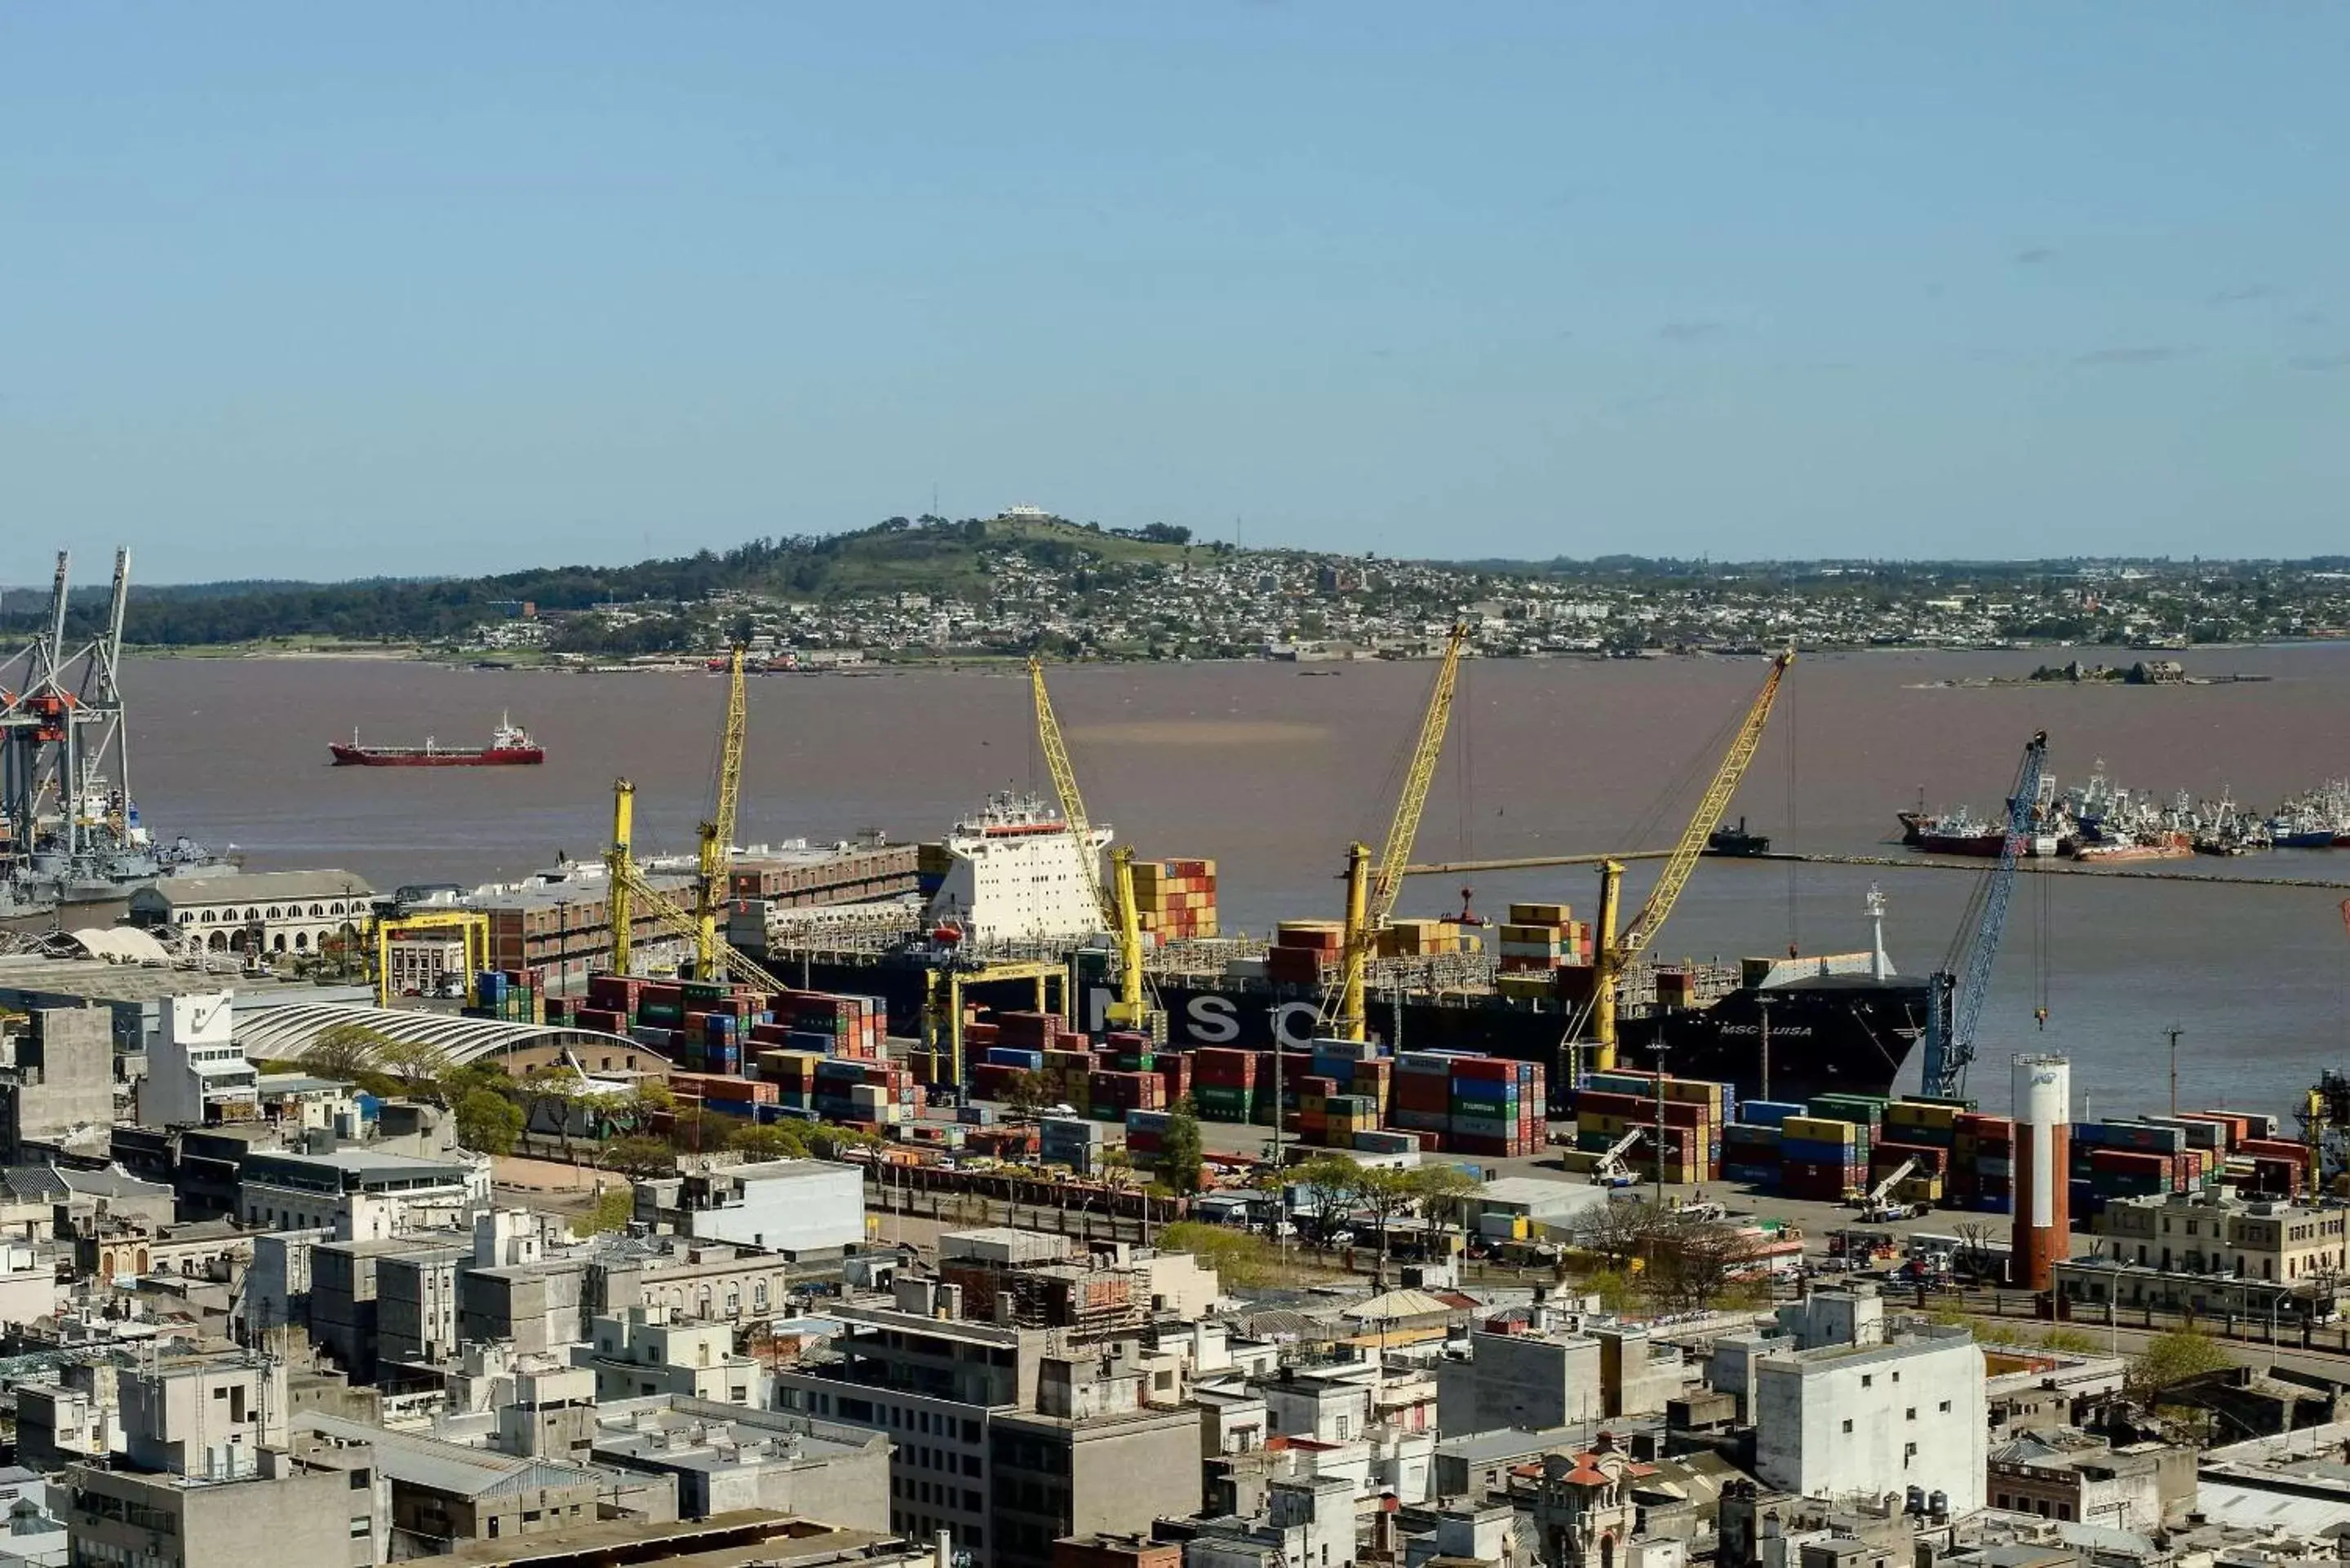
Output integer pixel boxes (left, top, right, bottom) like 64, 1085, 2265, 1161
1783, 1116, 1860, 1144
1500, 923, 1564, 943
1509, 901, 1572, 926
1888, 1101, 1961, 1127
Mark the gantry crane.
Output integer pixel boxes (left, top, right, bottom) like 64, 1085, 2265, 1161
1918, 730, 2049, 1098
1590, 649, 1794, 1070
1326, 622, 1470, 1043
695, 648, 750, 980
1028, 656, 1153, 1032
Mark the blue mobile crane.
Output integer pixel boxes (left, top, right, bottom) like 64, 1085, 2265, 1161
1919, 730, 2051, 1099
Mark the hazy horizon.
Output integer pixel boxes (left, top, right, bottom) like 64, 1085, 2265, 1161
7, 5, 2347, 584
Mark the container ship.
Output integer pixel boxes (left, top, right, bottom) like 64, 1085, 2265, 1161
330, 715, 543, 768
748, 795, 1927, 1108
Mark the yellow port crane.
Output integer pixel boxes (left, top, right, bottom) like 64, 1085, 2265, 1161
605, 774, 793, 994
695, 648, 751, 979
607, 778, 637, 975
1589, 649, 1794, 1070
1326, 622, 1470, 1043
1028, 656, 1151, 1031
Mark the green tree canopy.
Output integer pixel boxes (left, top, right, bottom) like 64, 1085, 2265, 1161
454, 1088, 523, 1157
2128, 1327, 2232, 1402
602, 1136, 677, 1178
1156, 1100, 1205, 1197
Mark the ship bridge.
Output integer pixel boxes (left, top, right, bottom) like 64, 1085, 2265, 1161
233, 1001, 648, 1072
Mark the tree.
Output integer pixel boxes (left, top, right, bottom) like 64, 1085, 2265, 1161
1407, 1165, 1480, 1260
373, 1035, 446, 1092
301, 1022, 393, 1081
1569, 1198, 1673, 1273
806, 1123, 880, 1161
627, 1077, 675, 1133
1157, 1099, 1205, 1197
734, 1123, 812, 1162
580, 1184, 636, 1234
1350, 1166, 1436, 1288
454, 1088, 523, 1157
667, 1105, 739, 1154
1642, 1214, 1754, 1311
1292, 1155, 1362, 1253
2127, 1327, 2232, 1402
602, 1136, 677, 1179
521, 1066, 583, 1157
1159, 1221, 1280, 1289
1002, 1070, 1049, 1117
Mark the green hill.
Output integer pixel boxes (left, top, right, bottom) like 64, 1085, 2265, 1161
1, 515, 1214, 647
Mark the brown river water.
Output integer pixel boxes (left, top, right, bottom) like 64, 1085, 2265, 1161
118, 645, 2350, 1118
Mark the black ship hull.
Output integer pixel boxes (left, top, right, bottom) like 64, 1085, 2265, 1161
765, 953, 1926, 1110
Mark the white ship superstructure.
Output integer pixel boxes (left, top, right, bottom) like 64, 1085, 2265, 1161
925, 791, 1111, 943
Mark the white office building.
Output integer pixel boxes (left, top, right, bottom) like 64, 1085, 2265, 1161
1751, 1292, 1986, 1513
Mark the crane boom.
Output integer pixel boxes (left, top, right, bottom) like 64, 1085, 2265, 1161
1920, 729, 2050, 1098
1590, 650, 1794, 1068
1031, 657, 1153, 1027
1330, 622, 1469, 1042
1624, 649, 1794, 953
616, 854, 793, 997
695, 649, 750, 979
1029, 656, 1121, 936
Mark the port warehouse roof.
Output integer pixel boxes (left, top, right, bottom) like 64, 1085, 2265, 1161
127, 869, 378, 906
0, 952, 370, 1008
233, 1001, 644, 1070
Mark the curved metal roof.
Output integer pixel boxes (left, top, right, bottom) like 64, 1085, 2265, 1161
233, 1002, 645, 1069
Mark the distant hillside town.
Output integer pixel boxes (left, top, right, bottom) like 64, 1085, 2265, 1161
10, 512, 2350, 662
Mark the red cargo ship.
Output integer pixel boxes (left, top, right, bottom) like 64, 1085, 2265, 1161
330, 715, 544, 767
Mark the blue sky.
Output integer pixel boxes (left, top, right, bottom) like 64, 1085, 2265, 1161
5, 4, 2347, 582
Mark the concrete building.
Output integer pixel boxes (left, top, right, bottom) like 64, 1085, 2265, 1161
1436, 1322, 1605, 1433
583, 1304, 760, 1404
137, 993, 256, 1129
127, 869, 375, 958
377, 1242, 471, 1366
238, 1146, 480, 1238
640, 1159, 865, 1255
292, 1408, 675, 1557
587, 1395, 891, 1529
1750, 1294, 1986, 1513
0, 1007, 115, 1160
1985, 1433, 2193, 1531
56, 1348, 382, 1568
0, 1237, 57, 1329
774, 1277, 1202, 1568
2095, 1188, 2349, 1283
61, 1446, 384, 1568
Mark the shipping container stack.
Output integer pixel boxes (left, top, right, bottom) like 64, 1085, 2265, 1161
1375, 919, 1480, 959
1874, 1099, 1964, 1207
1383, 1051, 1542, 1156
2067, 1118, 2192, 1216
1496, 902, 1594, 974
466, 969, 546, 1026
1566, 1071, 1720, 1185
1779, 1116, 1868, 1201
1192, 1048, 1261, 1124
1449, 1056, 1545, 1158
574, 972, 884, 1070
1130, 857, 1220, 941
1266, 921, 1345, 987
1949, 1111, 2015, 1211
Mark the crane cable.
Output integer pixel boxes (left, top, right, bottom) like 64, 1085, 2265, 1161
2033, 831, 2054, 1030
